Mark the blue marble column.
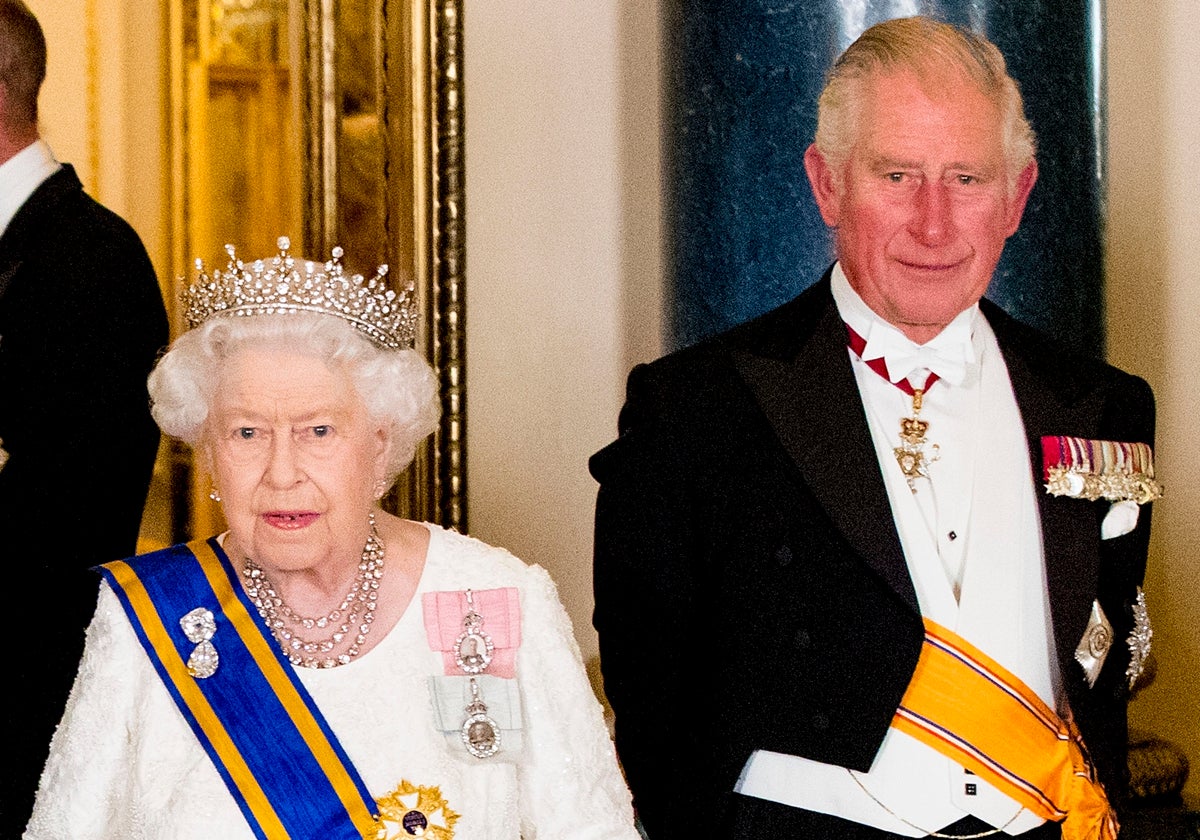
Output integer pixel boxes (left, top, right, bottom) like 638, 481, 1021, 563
665, 1, 1106, 356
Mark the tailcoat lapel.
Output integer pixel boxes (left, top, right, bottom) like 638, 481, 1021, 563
730, 278, 919, 613
728, 282, 1108, 635
985, 301, 1103, 671
0, 258, 19, 304
0, 225, 24, 304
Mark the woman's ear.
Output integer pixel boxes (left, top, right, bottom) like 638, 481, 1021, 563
372, 426, 392, 499
199, 443, 222, 502
199, 441, 215, 481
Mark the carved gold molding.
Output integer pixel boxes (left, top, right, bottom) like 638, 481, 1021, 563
84, 0, 100, 196
432, 0, 467, 530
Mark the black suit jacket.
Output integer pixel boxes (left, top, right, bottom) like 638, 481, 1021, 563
0, 164, 169, 832
590, 274, 1154, 839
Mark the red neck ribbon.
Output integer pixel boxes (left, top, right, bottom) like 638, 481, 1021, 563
845, 324, 939, 397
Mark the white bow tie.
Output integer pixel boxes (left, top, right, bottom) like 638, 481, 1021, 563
862, 323, 974, 388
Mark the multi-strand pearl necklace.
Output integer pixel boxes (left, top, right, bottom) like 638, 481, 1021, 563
242, 514, 385, 668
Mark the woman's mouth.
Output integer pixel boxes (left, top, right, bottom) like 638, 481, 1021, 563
262, 512, 319, 529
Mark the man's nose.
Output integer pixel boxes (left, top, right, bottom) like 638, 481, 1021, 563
910, 179, 955, 246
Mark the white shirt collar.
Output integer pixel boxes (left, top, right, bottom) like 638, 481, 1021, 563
830, 262, 979, 387
0, 139, 62, 239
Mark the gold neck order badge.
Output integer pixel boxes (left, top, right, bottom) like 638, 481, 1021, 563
846, 324, 944, 495
894, 387, 940, 494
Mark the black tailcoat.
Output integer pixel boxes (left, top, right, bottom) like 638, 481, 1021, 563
0, 164, 169, 833
591, 274, 1154, 839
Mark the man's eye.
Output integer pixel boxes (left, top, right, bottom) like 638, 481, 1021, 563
956, 174, 976, 185
312, 425, 331, 438
237, 427, 256, 440
887, 172, 905, 183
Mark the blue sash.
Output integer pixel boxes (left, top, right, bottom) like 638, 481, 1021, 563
97, 539, 380, 840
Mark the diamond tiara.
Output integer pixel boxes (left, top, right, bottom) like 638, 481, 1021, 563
182, 237, 418, 350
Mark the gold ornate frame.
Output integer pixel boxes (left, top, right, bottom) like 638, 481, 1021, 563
165, 0, 466, 539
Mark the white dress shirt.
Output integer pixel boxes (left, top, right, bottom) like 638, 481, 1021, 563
736, 264, 1058, 836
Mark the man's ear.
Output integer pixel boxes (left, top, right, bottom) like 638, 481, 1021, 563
804, 143, 843, 228
1004, 159, 1038, 237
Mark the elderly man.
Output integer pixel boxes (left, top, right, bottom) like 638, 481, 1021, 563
591, 16, 1156, 840
0, 0, 168, 833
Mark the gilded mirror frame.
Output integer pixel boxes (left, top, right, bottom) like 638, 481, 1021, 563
164, 0, 466, 541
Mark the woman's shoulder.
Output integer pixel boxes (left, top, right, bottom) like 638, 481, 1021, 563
423, 523, 535, 572
421, 524, 554, 592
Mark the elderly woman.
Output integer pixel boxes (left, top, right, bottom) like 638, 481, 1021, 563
25, 239, 641, 840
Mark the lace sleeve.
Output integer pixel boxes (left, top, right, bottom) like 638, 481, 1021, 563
514, 565, 642, 840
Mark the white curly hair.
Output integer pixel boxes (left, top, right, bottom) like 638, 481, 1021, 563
147, 310, 440, 487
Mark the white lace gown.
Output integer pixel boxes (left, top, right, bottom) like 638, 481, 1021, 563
25, 525, 640, 840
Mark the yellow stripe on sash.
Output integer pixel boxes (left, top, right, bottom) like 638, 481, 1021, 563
105, 559, 290, 838
189, 540, 380, 837
893, 619, 1118, 840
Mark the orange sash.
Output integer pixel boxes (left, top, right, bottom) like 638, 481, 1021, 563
893, 619, 1119, 840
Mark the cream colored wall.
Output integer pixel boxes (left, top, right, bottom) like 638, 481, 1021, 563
26, 2, 86, 174
27, 0, 170, 278
1106, 0, 1200, 809
463, 2, 664, 670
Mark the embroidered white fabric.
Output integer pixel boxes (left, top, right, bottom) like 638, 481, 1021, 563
24, 524, 640, 840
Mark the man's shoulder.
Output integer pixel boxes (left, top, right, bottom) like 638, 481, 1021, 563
982, 298, 1152, 399
633, 275, 833, 387
10, 164, 150, 259
590, 279, 833, 478
4, 167, 160, 317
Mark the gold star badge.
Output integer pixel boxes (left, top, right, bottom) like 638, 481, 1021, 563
373, 780, 459, 839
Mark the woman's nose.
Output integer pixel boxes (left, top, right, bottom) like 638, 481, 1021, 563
265, 435, 303, 487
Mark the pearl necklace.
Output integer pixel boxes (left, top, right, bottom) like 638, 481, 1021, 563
242, 513, 385, 669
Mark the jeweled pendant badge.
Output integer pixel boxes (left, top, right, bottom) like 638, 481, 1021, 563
453, 589, 494, 674
452, 589, 501, 759
460, 678, 501, 759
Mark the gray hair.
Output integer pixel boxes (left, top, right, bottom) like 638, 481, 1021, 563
148, 312, 441, 486
814, 16, 1036, 186
0, 0, 45, 127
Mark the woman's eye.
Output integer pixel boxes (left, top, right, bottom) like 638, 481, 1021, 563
298, 425, 334, 442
